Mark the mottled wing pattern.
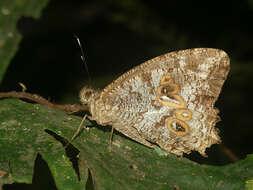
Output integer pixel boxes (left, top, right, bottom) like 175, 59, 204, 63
98, 48, 230, 156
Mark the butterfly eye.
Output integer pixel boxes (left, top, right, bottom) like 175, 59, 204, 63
85, 91, 92, 99
167, 118, 189, 136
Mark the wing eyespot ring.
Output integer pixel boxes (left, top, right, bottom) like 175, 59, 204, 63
167, 118, 189, 136
157, 94, 186, 108
160, 75, 174, 84
176, 109, 192, 121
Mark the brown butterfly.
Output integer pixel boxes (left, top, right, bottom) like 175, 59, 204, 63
80, 48, 230, 156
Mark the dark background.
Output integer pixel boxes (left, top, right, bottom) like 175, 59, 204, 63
1, 0, 253, 165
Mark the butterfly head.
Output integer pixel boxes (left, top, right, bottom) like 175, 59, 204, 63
80, 86, 97, 105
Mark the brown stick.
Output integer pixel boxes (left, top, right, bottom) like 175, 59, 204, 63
0, 91, 89, 113
219, 144, 240, 162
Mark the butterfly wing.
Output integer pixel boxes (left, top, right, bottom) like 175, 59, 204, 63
96, 48, 230, 156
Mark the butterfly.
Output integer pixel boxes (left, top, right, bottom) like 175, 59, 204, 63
80, 48, 230, 156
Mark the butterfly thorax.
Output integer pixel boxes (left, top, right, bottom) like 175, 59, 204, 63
80, 86, 116, 126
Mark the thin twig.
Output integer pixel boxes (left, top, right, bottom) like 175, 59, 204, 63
219, 144, 240, 162
0, 91, 89, 113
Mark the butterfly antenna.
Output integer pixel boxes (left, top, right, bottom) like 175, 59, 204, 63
74, 35, 91, 83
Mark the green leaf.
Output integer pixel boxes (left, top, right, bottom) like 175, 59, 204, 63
0, 0, 48, 83
0, 99, 87, 189
0, 98, 253, 190
246, 179, 253, 190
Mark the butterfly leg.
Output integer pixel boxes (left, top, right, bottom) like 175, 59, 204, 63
65, 114, 88, 148
108, 127, 114, 152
